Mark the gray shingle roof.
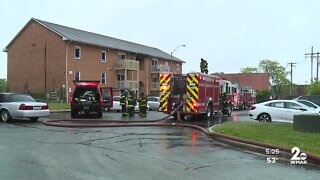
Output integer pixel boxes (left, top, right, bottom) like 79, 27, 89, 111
33, 18, 184, 63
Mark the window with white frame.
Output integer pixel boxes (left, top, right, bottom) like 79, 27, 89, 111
118, 74, 125, 81
101, 51, 107, 62
75, 71, 80, 81
118, 52, 126, 60
75, 46, 81, 59
101, 73, 107, 84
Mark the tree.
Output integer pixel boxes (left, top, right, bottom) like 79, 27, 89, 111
259, 59, 290, 97
307, 81, 320, 95
0, 78, 7, 92
240, 67, 258, 73
255, 89, 272, 103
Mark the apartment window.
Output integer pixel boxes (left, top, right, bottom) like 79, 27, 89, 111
101, 51, 107, 62
75, 71, 80, 81
75, 46, 81, 59
152, 59, 158, 66
118, 74, 125, 81
118, 52, 126, 60
101, 73, 107, 84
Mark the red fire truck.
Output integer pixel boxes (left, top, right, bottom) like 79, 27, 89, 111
159, 72, 230, 120
220, 80, 256, 110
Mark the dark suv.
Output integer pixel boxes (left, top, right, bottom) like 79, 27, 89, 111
295, 95, 320, 106
70, 81, 112, 118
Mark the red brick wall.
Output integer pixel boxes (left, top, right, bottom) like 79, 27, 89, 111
7, 20, 66, 93
213, 73, 270, 90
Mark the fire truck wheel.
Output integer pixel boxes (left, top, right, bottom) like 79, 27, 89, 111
258, 113, 271, 122
173, 113, 185, 121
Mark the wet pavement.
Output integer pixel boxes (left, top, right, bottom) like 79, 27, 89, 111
0, 110, 319, 179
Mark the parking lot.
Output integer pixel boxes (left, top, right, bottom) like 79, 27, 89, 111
1, 110, 319, 179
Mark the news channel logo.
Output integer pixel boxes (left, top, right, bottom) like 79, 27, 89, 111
290, 147, 307, 165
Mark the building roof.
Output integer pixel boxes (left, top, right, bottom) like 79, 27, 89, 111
4, 18, 185, 63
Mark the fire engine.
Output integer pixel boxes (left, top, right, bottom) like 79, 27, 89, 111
220, 80, 256, 110
159, 72, 230, 120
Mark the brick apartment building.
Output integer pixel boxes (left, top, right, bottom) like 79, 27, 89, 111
212, 73, 270, 90
4, 18, 184, 100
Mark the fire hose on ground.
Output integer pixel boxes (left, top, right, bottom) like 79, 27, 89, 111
43, 104, 320, 165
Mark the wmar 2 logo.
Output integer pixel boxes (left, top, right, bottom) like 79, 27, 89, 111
290, 147, 307, 165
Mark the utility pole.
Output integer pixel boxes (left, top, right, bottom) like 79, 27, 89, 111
305, 46, 314, 83
317, 52, 320, 82
287, 62, 297, 96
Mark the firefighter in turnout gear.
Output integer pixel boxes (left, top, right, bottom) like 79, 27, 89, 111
200, 58, 208, 74
220, 92, 231, 116
120, 90, 128, 117
127, 91, 137, 117
138, 93, 148, 117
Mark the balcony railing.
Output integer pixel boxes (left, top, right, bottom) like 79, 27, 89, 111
151, 82, 159, 90
115, 59, 139, 70
151, 65, 170, 73
116, 81, 139, 90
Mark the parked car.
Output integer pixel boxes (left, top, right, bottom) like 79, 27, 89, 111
296, 100, 320, 109
70, 81, 112, 118
0, 93, 50, 122
249, 99, 320, 123
147, 96, 160, 111
294, 95, 320, 106
110, 96, 149, 112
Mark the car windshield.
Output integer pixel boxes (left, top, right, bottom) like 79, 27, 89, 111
8, 94, 35, 102
147, 97, 158, 101
113, 96, 120, 101
297, 100, 317, 108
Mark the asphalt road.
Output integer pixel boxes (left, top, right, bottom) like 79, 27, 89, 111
0, 110, 319, 179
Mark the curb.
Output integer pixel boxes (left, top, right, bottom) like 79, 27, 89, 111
208, 125, 320, 166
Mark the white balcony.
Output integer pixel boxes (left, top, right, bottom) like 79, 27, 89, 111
151, 82, 159, 90
116, 81, 139, 90
151, 65, 170, 73
115, 59, 139, 70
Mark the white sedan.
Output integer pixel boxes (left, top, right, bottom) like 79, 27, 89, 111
249, 99, 320, 123
0, 93, 50, 122
147, 96, 160, 111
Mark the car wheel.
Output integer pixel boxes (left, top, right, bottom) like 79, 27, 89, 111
1, 110, 12, 123
71, 110, 77, 118
97, 111, 103, 118
258, 113, 271, 122
30, 117, 39, 122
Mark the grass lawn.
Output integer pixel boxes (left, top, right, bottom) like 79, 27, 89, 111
212, 121, 320, 156
48, 102, 70, 110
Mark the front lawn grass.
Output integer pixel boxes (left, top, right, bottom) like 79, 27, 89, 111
212, 121, 320, 156
48, 102, 70, 110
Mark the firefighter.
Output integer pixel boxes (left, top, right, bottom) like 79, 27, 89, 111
127, 91, 137, 117
120, 90, 128, 117
221, 92, 230, 116
138, 92, 148, 117
200, 58, 205, 73
204, 60, 208, 74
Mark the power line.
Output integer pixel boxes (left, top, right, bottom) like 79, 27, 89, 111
287, 62, 297, 95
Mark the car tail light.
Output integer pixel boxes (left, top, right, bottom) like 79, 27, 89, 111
250, 105, 256, 110
99, 97, 103, 105
19, 104, 33, 110
69, 97, 74, 105
42, 105, 49, 109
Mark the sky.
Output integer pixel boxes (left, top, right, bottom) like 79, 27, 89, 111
1, 0, 320, 84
